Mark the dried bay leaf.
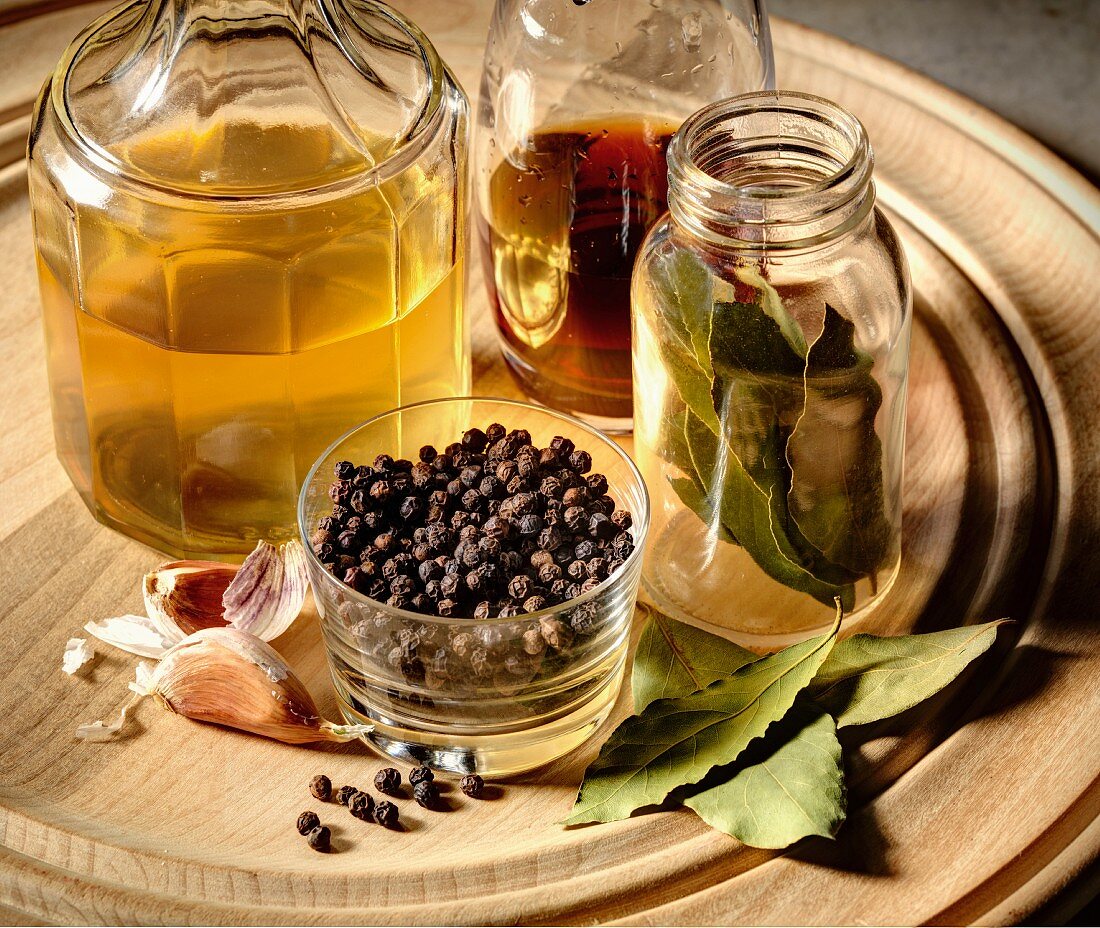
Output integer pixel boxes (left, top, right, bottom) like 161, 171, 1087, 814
786, 304, 893, 578
681, 406, 857, 609
572, 606, 1007, 850
632, 602, 756, 712
648, 251, 867, 607
809, 620, 1009, 727
564, 607, 841, 825
649, 248, 714, 373
684, 700, 845, 848
735, 264, 809, 360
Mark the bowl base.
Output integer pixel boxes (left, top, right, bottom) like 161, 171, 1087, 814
338, 663, 625, 778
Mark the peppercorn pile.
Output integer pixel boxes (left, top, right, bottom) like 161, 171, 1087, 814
311, 425, 635, 619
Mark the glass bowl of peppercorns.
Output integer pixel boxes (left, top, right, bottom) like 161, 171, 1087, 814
298, 397, 649, 776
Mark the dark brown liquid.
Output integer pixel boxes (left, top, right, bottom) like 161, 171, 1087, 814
480, 116, 676, 425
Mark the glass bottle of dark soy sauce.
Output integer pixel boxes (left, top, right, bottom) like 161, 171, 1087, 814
476, 0, 774, 431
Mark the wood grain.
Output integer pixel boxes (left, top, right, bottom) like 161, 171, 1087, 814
0, 1, 1098, 924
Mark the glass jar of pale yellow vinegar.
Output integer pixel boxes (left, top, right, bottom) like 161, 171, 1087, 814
633, 92, 911, 646
28, 0, 470, 559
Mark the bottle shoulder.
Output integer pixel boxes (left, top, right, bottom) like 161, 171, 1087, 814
40, 0, 465, 198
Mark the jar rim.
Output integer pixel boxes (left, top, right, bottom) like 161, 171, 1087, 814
50, 0, 453, 206
668, 89, 872, 203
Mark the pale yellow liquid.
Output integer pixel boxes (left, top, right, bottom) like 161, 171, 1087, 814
32, 124, 468, 557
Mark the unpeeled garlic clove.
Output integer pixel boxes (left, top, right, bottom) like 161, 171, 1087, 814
76, 627, 371, 746
143, 560, 237, 640
222, 540, 309, 641
86, 540, 312, 660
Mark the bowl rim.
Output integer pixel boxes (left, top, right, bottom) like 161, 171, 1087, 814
297, 395, 651, 628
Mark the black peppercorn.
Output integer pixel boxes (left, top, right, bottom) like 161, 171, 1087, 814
562, 487, 588, 510
309, 774, 332, 802
459, 774, 485, 798
335, 785, 357, 806
538, 447, 560, 469
589, 512, 618, 540
462, 427, 488, 452
413, 781, 441, 808
349, 790, 375, 821
517, 513, 542, 536
374, 800, 399, 828
536, 525, 562, 551
307, 825, 331, 852
523, 594, 548, 613
540, 616, 574, 650
569, 450, 593, 474
398, 496, 424, 521
297, 810, 321, 835
522, 626, 545, 655
612, 534, 635, 559
538, 562, 562, 585
374, 767, 401, 795
586, 472, 609, 496
409, 765, 435, 787
549, 435, 574, 457
419, 559, 443, 584
508, 574, 535, 601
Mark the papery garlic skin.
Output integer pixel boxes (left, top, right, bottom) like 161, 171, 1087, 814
143, 561, 237, 640
63, 638, 94, 675
84, 614, 175, 659
136, 627, 370, 745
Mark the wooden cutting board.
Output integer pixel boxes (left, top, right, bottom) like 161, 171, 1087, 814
1, 1, 1098, 924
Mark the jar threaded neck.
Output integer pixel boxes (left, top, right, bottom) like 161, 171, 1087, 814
666, 91, 874, 252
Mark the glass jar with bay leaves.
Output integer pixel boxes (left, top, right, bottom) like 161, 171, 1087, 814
632, 91, 911, 646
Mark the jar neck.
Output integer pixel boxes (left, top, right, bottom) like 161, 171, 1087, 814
666, 91, 874, 253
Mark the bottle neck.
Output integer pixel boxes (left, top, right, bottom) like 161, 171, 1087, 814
666, 91, 874, 254
156, 0, 310, 34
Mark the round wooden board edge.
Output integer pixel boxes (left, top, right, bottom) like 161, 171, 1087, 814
0, 3, 1099, 925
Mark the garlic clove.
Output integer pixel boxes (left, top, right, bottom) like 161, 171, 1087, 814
83, 614, 176, 659
76, 628, 371, 746
143, 560, 238, 639
63, 638, 94, 675
222, 540, 309, 642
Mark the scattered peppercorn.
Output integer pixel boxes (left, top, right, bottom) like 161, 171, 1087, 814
408, 765, 434, 787
374, 800, 400, 827
307, 825, 331, 852
335, 785, 357, 806
348, 790, 375, 822
414, 781, 441, 808
297, 810, 320, 835
374, 767, 401, 795
460, 774, 485, 798
317, 426, 633, 620
309, 774, 332, 802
